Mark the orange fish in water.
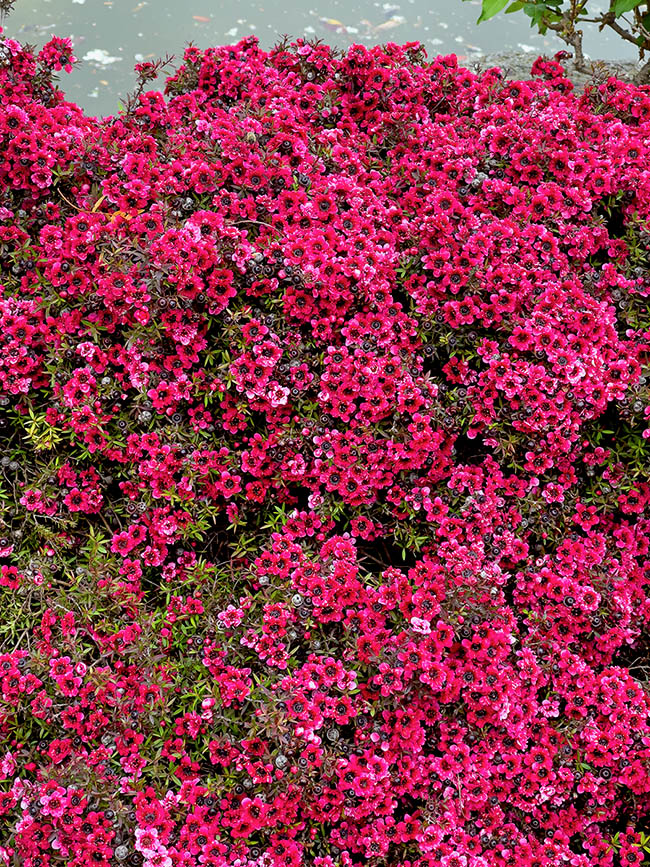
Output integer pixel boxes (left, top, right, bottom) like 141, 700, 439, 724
367, 15, 405, 32
192, 15, 210, 23
318, 17, 348, 33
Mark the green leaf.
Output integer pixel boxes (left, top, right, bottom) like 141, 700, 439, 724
505, 0, 525, 11
522, 2, 562, 28
613, 0, 642, 15
477, 0, 512, 23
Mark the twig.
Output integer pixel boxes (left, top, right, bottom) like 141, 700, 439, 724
598, 13, 641, 47
55, 187, 83, 212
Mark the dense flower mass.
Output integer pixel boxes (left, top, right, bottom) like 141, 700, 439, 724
0, 25, 650, 867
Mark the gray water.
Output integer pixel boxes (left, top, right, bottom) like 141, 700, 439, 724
2, 0, 637, 117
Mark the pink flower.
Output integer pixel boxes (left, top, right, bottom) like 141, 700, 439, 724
410, 617, 432, 635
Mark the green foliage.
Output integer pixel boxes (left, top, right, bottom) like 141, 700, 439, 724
614, 0, 642, 14
476, 0, 512, 23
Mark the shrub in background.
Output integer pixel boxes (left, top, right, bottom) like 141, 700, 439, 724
0, 28, 650, 867
467, 0, 650, 82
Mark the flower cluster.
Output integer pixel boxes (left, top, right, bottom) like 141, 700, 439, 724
0, 28, 649, 867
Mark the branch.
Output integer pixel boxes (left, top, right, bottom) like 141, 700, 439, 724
540, 12, 586, 71
596, 12, 641, 46
541, 18, 565, 34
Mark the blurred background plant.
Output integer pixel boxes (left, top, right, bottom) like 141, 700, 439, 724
0, 0, 17, 22
465, 0, 650, 80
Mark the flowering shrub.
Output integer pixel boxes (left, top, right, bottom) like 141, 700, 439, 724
0, 25, 650, 867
